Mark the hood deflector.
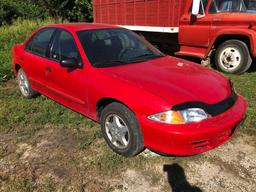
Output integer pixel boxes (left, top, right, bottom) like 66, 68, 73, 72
172, 90, 238, 116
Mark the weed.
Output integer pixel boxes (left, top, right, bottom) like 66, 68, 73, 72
0, 19, 55, 83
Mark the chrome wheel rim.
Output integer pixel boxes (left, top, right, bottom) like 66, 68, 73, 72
18, 71, 29, 97
219, 47, 241, 71
105, 114, 130, 149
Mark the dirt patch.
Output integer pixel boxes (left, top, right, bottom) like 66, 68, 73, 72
165, 135, 256, 192
0, 81, 255, 192
109, 169, 162, 192
1, 126, 256, 192
0, 79, 17, 91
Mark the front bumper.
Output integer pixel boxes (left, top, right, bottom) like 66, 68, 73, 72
139, 95, 247, 156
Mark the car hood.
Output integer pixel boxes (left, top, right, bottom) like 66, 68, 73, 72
99, 56, 231, 106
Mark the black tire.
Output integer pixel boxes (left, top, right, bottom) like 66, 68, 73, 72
17, 68, 39, 99
100, 102, 144, 157
215, 40, 252, 74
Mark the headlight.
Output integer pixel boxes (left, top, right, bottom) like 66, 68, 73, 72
148, 108, 209, 124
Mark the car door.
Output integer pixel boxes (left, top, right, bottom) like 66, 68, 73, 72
208, 0, 247, 33
179, 0, 212, 48
44, 29, 88, 114
23, 28, 56, 92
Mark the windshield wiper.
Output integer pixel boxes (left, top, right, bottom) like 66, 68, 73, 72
129, 53, 163, 61
94, 59, 128, 67
133, 53, 156, 59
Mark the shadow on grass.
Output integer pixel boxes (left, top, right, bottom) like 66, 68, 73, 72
163, 163, 202, 192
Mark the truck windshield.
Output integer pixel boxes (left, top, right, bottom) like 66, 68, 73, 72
77, 28, 164, 68
210, 0, 256, 13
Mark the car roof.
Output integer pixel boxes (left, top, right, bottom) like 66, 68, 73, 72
44, 23, 122, 32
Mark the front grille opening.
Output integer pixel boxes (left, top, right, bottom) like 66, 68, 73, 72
194, 144, 208, 149
192, 140, 208, 145
192, 140, 209, 149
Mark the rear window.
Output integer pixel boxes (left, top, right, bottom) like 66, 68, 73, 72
25, 28, 55, 57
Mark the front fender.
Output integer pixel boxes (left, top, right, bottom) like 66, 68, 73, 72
209, 29, 256, 57
87, 68, 172, 121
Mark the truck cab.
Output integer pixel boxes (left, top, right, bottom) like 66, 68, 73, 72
178, 0, 256, 74
93, 0, 256, 74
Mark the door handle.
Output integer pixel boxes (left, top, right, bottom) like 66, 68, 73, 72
182, 17, 189, 21
213, 18, 221, 21
45, 67, 52, 72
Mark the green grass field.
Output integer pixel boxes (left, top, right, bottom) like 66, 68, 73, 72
0, 19, 255, 192
0, 19, 255, 134
0, 19, 55, 82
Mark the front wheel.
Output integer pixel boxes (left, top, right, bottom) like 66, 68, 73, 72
100, 102, 144, 157
215, 40, 252, 74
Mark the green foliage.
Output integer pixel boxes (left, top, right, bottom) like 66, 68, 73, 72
33, 0, 93, 22
0, 87, 93, 131
31, 0, 70, 22
0, 0, 46, 25
0, 0, 93, 26
0, 19, 55, 82
0, 18, 255, 137
67, 0, 93, 22
228, 73, 256, 135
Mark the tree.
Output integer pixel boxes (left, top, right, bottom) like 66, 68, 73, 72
32, 0, 69, 22
0, 0, 46, 25
68, 0, 93, 22
32, 0, 92, 22
0, 0, 93, 26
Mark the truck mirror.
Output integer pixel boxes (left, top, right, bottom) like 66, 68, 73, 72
192, 0, 200, 15
192, 0, 205, 18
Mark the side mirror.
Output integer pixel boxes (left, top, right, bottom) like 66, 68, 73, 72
60, 58, 80, 68
192, 0, 201, 15
192, 0, 205, 18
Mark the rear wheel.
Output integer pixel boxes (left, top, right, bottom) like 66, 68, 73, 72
215, 40, 252, 74
17, 68, 39, 99
100, 102, 144, 157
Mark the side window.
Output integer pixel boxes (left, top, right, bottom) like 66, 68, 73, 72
50, 30, 81, 62
25, 28, 55, 57
209, 0, 218, 13
209, 0, 247, 13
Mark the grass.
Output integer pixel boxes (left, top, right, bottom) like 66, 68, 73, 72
0, 88, 93, 131
228, 72, 256, 134
0, 18, 55, 83
5, 178, 57, 192
1, 73, 255, 135
0, 19, 255, 191
0, 18, 255, 133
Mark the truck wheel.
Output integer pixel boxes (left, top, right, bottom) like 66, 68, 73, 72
215, 40, 252, 74
17, 68, 39, 99
100, 102, 144, 157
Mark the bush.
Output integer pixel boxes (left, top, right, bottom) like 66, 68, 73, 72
33, 0, 93, 22
0, 19, 55, 83
67, 0, 93, 22
0, 0, 47, 26
0, 0, 93, 26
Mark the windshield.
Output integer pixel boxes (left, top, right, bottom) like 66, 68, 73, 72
210, 0, 256, 13
77, 28, 164, 68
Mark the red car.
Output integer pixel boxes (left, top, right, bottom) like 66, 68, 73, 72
12, 23, 247, 157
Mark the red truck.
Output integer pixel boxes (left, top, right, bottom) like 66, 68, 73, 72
93, 0, 256, 74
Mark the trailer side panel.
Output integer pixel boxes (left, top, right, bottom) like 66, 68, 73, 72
93, 0, 186, 28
